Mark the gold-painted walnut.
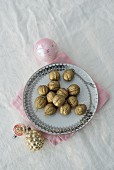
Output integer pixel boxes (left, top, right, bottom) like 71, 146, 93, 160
63, 69, 75, 81
67, 96, 78, 108
56, 88, 68, 98
47, 91, 56, 103
60, 103, 71, 115
53, 95, 65, 107
49, 70, 60, 81
75, 104, 87, 115
35, 96, 47, 109
45, 103, 57, 115
48, 81, 60, 91
68, 84, 80, 96
26, 130, 45, 151
37, 85, 49, 95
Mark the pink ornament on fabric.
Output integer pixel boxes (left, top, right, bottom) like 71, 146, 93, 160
34, 38, 58, 62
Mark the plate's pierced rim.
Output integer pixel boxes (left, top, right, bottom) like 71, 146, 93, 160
23, 63, 98, 134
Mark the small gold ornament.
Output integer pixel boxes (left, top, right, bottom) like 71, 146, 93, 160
53, 95, 65, 107
48, 81, 60, 91
60, 103, 71, 115
68, 84, 80, 96
75, 104, 87, 115
67, 96, 78, 108
63, 69, 75, 81
37, 85, 49, 95
49, 70, 60, 81
47, 91, 56, 103
26, 130, 44, 151
56, 88, 68, 98
35, 96, 47, 109
44, 103, 57, 115
13, 124, 45, 151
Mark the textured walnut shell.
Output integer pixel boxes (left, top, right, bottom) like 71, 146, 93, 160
53, 95, 65, 107
56, 88, 68, 98
44, 103, 57, 115
75, 104, 87, 115
48, 81, 60, 91
68, 84, 80, 96
35, 96, 47, 109
63, 69, 74, 81
37, 85, 49, 95
60, 103, 71, 115
67, 96, 78, 107
49, 70, 60, 81
47, 91, 56, 103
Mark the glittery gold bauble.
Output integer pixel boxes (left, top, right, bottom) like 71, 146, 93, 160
49, 70, 60, 81
48, 81, 60, 91
53, 95, 65, 107
75, 104, 87, 115
26, 130, 45, 151
56, 88, 68, 98
37, 85, 49, 95
68, 84, 80, 96
63, 69, 75, 81
35, 96, 47, 109
45, 103, 57, 115
47, 91, 56, 103
67, 96, 78, 108
60, 103, 71, 115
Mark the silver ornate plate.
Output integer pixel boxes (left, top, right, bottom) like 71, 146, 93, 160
23, 63, 98, 134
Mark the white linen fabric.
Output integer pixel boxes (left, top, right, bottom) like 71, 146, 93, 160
0, 0, 114, 170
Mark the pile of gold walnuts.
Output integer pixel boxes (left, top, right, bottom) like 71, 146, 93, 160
35, 69, 87, 116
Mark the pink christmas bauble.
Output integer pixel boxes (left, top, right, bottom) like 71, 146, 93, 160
34, 38, 58, 62
13, 124, 26, 136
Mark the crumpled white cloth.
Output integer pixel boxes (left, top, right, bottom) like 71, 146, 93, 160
0, 0, 114, 170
